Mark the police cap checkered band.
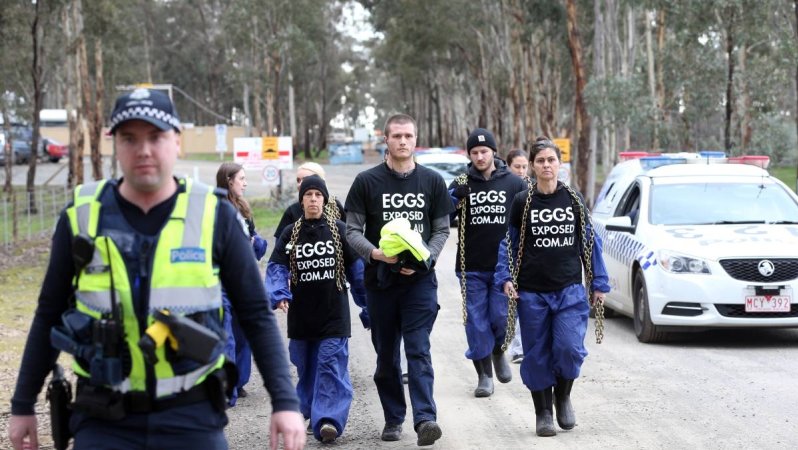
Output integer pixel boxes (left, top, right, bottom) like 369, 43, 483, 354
109, 88, 181, 134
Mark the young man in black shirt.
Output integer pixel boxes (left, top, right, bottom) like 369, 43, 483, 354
449, 128, 528, 398
345, 114, 453, 447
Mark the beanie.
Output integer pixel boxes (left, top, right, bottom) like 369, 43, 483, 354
298, 175, 329, 205
466, 128, 497, 153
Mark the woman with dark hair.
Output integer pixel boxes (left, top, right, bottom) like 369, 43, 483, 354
496, 137, 610, 438
216, 162, 267, 405
505, 149, 530, 178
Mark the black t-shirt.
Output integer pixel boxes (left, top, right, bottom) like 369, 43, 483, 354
274, 198, 345, 238
271, 218, 357, 340
508, 184, 584, 292
345, 162, 453, 288
450, 163, 527, 272
11, 179, 298, 415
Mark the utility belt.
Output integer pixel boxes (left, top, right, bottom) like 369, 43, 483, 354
73, 368, 229, 420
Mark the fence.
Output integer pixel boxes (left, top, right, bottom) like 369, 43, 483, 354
1, 186, 71, 249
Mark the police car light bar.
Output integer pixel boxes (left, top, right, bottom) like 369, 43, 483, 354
634, 151, 770, 171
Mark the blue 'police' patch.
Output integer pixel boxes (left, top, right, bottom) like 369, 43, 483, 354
171, 247, 206, 263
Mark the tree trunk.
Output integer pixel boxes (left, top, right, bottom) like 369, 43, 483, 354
794, 0, 798, 191
288, 68, 297, 150
89, 39, 104, 180
27, 0, 44, 214
724, 14, 735, 153
645, 10, 659, 149
739, 46, 752, 151
565, 0, 591, 198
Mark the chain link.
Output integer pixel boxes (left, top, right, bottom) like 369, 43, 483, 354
500, 179, 534, 351
288, 209, 347, 293
453, 174, 469, 325
563, 183, 603, 344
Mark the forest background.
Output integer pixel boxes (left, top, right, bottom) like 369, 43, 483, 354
2, 0, 798, 202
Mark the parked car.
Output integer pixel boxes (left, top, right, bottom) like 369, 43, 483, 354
415, 150, 469, 187
592, 153, 798, 343
0, 124, 66, 164
42, 137, 68, 162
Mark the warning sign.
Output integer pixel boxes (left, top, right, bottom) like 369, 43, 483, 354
553, 138, 571, 163
262, 137, 279, 160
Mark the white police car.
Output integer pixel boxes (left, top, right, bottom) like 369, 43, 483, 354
592, 153, 798, 343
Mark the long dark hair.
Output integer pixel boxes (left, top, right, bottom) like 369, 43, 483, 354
215, 162, 253, 220
506, 149, 529, 167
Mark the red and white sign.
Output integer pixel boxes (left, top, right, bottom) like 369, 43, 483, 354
233, 136, 293, 171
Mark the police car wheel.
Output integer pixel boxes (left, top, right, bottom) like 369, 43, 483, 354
633, 269, 667, 344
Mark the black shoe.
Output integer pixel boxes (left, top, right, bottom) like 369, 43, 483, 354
416, 421, 442, 446
320, 422, 338, 443
381, 423, 402, 441
237, 387, 248, 398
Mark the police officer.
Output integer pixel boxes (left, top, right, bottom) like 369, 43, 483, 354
7, 88, 306, 450
345, 114, 453, 447
449, 128, 527, 397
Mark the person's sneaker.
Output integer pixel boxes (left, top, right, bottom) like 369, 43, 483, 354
320, 422, 338, 443
512, 354, 523, 364
416, 420, 442, 446
237, 387, 248, 398
381, 423, 402, 441
306, 422, 313, 435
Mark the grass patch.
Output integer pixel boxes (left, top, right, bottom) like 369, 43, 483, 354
180, 152, 234, 162
770, 165, 798, 190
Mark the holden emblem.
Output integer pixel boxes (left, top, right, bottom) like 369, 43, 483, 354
757, 260, 775, 277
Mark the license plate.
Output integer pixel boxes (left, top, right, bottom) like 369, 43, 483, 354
745, 295, 791, 312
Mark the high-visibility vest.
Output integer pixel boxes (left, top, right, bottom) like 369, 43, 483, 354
65, 177, 225, 398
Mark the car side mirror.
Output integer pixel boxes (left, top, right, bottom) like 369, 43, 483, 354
606, 215, 635, 233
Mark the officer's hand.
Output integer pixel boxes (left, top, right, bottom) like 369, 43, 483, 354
8, 414, 38, 450
399, 267, 416, 276
452, 184, 470, 201
269, 410, 306, 450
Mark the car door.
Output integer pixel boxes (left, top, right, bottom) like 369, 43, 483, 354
603, 181, 645, 313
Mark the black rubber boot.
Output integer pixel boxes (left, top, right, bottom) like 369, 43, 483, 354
492, 345, 512, 383
472, 357, 494, 397
531, 388, 556, 437
554, 377, 576, 430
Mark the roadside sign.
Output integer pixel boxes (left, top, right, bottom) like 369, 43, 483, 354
553, 138, 571, 163
234, 136, 293, 172
215, 124, 227, 153
262, 136, 279, 160
262, 164, 280, 186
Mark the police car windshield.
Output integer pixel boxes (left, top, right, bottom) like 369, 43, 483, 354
650, 182, 798, 226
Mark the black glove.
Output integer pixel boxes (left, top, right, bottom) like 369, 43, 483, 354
452, 184, 470, 201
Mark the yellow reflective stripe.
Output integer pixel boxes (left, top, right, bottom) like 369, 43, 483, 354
155, 355, 224, 398
149, 286, 222, 314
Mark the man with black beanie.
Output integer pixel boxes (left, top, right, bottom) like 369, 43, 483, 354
450, 127, 527, 398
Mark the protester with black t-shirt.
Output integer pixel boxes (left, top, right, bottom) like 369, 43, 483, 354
274, 162, 346, 240
345, 114, 452, 447
267, 176, 366, 444
496, 137, 610, 438
449, 128, 527, 398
